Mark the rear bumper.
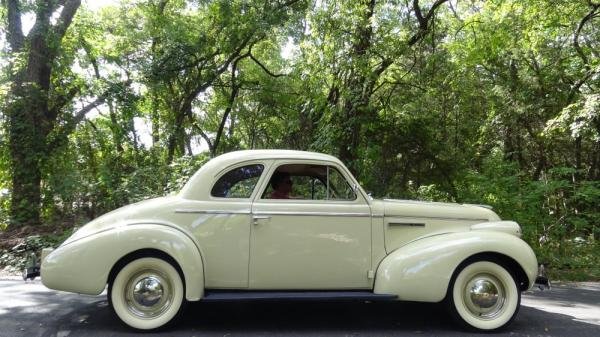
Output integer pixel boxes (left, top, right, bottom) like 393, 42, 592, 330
22, 248, 53, 280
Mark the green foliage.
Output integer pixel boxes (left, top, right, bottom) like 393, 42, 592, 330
1, 0, 599, 279
546, 94, 600, 140
165, 154, 210, 194
457, 153, 600, 239
538, 237, 600, 281
454, 152, 600, 279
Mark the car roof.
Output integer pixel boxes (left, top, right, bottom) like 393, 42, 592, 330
211, 149, 340, 164
179, 150, 347, 200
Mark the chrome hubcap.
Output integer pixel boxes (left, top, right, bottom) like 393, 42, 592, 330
125, 271, 173, 318
470, 279, 498, 308
133, 277, 164, 307
463, 274, 505, 319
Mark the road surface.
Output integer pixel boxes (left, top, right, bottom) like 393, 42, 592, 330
1, 278, 599, 337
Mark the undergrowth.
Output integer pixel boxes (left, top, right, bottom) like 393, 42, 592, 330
0, 229, 73, 274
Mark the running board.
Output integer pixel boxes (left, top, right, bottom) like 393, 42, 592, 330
202, 291, 397, 302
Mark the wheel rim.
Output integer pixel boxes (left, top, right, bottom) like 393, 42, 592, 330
124, 270, 173, 319
462, 273, 506, 319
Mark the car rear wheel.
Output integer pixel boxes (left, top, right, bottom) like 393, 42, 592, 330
447, 260, 520, 331
109, 257, 185, 330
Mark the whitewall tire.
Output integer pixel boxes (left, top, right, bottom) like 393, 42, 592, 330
447, 260, 520, 331
109, 257, 185, 330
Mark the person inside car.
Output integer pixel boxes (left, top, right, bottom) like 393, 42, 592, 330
269, 171, 293, 199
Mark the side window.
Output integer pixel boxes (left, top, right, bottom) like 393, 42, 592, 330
211, 164, 264, 198
327, 167, 356, 200
262, 164, 356, 201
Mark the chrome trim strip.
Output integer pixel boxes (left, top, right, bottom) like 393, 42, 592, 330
253, 211, 372, 217
388, 222, 426, 227
174, 209, 251, 215
386, 214, 488, 222
175, 209, 487, 221
383, 199, 462, 206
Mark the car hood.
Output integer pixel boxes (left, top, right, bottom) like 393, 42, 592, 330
379, 199, 503, 253
62, 196, 181, 245
381, 199, 500, 222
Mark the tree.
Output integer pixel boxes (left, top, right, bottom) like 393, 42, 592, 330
2, 0, 101, 227
331, 0, 449, 174
138, 0, 306, 162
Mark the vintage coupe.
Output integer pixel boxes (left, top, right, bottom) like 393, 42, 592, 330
41, 150, 542, 331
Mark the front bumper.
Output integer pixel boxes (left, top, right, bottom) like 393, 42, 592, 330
534, 264, 551, 290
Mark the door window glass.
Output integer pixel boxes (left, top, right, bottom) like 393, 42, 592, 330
211, 164, 264, 198
262, 164, 356, 201
327, 167, 356, 200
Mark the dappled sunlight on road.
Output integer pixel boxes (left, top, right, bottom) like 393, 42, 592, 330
522, 282, 600, 326
1, 279, 107, 336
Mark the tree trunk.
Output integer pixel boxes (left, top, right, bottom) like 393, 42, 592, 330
151, 94, 161, 145
336, 0, 377, 174
7, 86, 46, 226
166, 109, 186, 163
4, 0, 82, 228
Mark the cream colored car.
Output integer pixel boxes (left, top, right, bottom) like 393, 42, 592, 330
41, 150, 541, 331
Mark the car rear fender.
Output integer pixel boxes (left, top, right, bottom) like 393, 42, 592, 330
42, 223, 205, 301
373, 231, 538, 302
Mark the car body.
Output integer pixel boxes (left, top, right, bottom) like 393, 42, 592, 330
41, 150, 540, 331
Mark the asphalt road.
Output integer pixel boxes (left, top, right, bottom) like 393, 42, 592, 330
1, 278, 599, 337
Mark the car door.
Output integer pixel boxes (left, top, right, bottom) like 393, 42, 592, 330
191, 162, 266, 288
249, 160, 373, 289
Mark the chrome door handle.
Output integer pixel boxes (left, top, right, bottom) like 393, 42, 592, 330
252, 215, 271, 225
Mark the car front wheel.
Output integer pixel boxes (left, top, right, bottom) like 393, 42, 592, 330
447, 260, 520, 331
109, 257, 186, 330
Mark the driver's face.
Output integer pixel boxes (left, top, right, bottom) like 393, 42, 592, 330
279, 177, 293, 193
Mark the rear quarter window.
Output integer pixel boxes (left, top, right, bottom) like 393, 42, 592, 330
211, 164, 264, 198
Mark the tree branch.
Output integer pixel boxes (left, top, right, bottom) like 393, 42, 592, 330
407, 0, 448, 46
190, 120, 214, 153
423, 0, 447, 21
72, 96, 107, 125
180, 33, 256, 112
212, 53, 250, 156
249, 52, 286, 77
567, 70, 596, 104
178, 39, 251, 157
48, 86, 80, 120
373, 0, 447, 82
46, 94, 107, 152
5, 0, 25, 50
413, 0, 425, 27
574, 3, 600, 69
53, 0, 81, 41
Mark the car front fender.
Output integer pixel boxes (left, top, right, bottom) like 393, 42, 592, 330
373, 231, 538, 302
41, 223, 205, 301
